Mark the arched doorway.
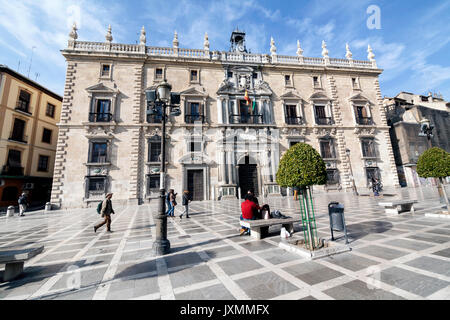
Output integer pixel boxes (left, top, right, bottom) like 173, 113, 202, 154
238, 155, 259, 198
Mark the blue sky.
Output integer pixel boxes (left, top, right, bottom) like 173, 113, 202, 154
1, 0, 449, 99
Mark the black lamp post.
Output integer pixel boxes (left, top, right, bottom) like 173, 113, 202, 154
346, 148, 359, 196
147, 80, 180, 255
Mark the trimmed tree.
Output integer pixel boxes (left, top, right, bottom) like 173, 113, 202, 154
417, 147, 450, 212
276, 143, 327, 250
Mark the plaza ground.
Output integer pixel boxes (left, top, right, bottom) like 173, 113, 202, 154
0, 186, 449, 300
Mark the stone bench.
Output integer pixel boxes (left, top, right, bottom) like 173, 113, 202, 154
0, 245, 44, 282
240, 216, 297, 240
378, 200, 418, 215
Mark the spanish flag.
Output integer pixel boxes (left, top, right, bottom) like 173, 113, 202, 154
244, 90, 251, 106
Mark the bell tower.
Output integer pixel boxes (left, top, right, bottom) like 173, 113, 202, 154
230, 29, 247, 53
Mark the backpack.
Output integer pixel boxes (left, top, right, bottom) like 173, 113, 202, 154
96, 201, 103, 214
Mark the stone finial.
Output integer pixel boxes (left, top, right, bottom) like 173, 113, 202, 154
270, 37, 277, 55
296, 40, 303, 57
345, 43, 353, 59
69, 22, 78, 40
105, 25, 113, 43
367, 44, 375, 61
204, 32, 210, 51
321, 40, 329, 58
139, 26, 146, 45
173, 30, 179, 48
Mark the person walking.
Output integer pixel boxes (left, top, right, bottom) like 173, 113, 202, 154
180, 190, 192, 219
165, 190, 172, 216
371, 177, 380, 197
169, 190, 177, 217
94, 193, 115, 233
18, 192, 28, 216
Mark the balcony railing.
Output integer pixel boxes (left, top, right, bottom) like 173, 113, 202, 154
146, 114, 162, 123
185, 115, 205, 124
9, 134, 28, 144
1, 165, 24, 176
15, 101, 31, 114
285, 116, 304, 125
315, 117, 334, 125
356, 117, 373, 125
229, 114, 263, 124
89, 112, 113, 122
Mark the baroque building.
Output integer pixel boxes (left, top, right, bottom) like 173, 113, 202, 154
51, 24, 399, 209
0, 65, 62, 208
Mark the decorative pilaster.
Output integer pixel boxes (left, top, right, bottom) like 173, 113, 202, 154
50, 61, 77, 208
374, 78, 400, 188
327, 75, 351, 190
128, 64, 145, 204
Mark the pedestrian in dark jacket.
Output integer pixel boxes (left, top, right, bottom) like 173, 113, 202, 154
180, 190, 192, 219
94, 193, 115, 233
18, 192, 28, 216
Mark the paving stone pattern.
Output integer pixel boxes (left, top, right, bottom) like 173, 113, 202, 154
0, 187, 449, 300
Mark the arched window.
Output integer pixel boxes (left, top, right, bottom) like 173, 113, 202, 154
1, 186, 18, 201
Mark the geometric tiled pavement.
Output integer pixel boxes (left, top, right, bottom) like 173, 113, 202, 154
0, 186, 449, 300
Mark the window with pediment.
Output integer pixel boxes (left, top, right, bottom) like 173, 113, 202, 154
86, 83, 118, 123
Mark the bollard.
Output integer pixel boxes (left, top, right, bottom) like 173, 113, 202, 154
6, 206, 15, 217
45, 202, 52, 212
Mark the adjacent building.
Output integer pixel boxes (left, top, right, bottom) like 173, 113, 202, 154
0, 65, 62, 208
50, 24, 399, 209
384, 92, 450, 187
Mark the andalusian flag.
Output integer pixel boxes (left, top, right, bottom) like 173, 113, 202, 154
244, 90, 251, 105
252, 100, 256, 113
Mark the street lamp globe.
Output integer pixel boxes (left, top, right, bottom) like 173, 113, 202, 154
157, 80, 172, 101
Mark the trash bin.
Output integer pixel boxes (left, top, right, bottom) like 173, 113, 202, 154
328, 202, 349, 244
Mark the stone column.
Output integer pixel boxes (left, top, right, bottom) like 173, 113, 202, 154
217, 97, 223, 124
227, 150, 234, 184
220, 149, 226, 183
224, 98, 229, 124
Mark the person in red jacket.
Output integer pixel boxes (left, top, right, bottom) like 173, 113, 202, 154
240, 194, 261, 235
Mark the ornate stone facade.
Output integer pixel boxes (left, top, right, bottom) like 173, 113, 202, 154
51, 25, 399, 209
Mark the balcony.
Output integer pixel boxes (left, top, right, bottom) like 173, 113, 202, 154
229, 114, 263, 124
1, 165, 24, 176
15, 102, 31, 115
185, 114, 205, 124
146, 114, 162, 124
89, 112, 113, 122
315, 117, 334, 125
285, 116, 304, 125
356, 117, 373, 125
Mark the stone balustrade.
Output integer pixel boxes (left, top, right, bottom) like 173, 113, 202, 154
67, 41, 377, 69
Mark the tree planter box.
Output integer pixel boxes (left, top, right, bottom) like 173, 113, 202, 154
279, 238, 351, 260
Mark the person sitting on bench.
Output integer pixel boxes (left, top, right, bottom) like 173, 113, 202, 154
240, 194, 261, 236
